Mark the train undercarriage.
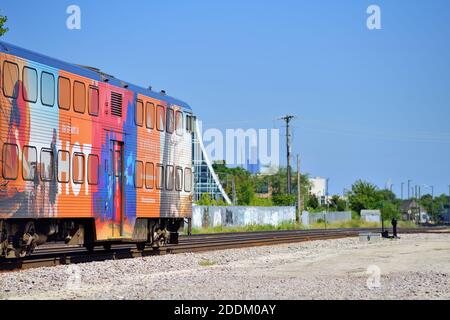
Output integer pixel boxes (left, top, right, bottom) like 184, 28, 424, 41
0, 218, 184, 259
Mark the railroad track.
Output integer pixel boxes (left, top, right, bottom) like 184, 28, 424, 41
1, 227, 448, 272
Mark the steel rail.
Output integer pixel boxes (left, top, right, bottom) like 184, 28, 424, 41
1, 227, 448, 272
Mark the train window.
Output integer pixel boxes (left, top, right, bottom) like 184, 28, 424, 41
176, 111, 183, 136
156, 105, 165, 132
22, 146, 37, 181
184, 167, 192, 192
72, 153, 85, 184
166, 108, 175, 134
186, 115, 192, 132
2, 61, 19, 99
156, 164, 164, 190
73, 81, 86, 114
191, 116, 196, 132
58, 77, 71, 110
41, 72, 55, 107
146, 102, 155, 129
166, 165, 174, 190
2, 143, 19, 180
135, 161, 144, 188
88, 154, 99, 185
88, 86, 99, 116
135, 100, 143, 126
57, 150, 70, 183
175, 166, 183, 191
23, 67, 38, 103
40, 148, 54, 181
145, 162, 155, 189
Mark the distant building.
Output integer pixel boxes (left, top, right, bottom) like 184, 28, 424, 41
192, 121, 232, 204
255, 182, 273, 199
309, 177, 328, 206
399, 199, 427, 223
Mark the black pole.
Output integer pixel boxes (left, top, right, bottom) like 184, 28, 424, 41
401, 182, 404, 200
279, 115, 295, 195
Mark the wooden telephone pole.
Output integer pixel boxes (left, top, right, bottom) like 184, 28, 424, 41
297, 154, 301, 223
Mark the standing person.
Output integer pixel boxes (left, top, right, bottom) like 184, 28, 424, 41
391, 217, 398, 238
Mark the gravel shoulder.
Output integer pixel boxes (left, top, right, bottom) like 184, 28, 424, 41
1, 233, 449, 300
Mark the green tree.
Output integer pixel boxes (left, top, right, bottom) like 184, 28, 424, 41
267, 167, 311, 209
379, 200, 400, 220
330, 195, 347, 211
378, 189, 398, 203
421, 194, 449, 222
419, 194, 433, 216
348, 180, 381, 214
213, 162, 312, 207
272, 194, 296, 206
237, 178, 255, 205
0, 13, 8, 37
212, 162, 255, 205
250, 197, 273, 206
196, 193, 213, 206
307, 194, 319, 210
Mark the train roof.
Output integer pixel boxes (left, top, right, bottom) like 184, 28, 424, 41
0, 41, 192, 111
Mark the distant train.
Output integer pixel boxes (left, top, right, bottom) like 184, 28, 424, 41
0, 41, 194, 258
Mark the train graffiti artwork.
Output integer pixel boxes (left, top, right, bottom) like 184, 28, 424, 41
0, 41, 194, 258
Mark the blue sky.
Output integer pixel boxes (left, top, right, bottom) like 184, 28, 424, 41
2, 0, 450, 196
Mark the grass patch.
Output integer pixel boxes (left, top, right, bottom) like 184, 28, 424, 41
189, 221, 304, 234
198, 259, 216, 267
307, 220, 381, 229
184, 219, 419, 234
396, 220, 418, 228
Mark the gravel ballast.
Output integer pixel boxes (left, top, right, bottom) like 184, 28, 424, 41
1, 233, 449, 300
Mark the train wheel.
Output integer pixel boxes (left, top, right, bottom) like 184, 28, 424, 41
14, 248, 28, 258
103, 243, 112, 251
13, 222, 39, 258
158, 237, 166, 247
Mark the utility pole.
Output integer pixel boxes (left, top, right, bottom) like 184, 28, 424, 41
278, 115, 296, 194
401, 182, 404, 200
325, 178, 329, 229
296, 154, 301, 223
343, 188, 349, 211
431, 185, 434, 221
230, 175, 237, 205
448, 185, 450, 223
407, 180, 412, 199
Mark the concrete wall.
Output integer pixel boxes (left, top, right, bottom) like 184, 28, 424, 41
301, 211, 352, 226
192, 205, 296, 228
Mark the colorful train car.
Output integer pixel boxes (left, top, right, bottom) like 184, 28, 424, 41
0, 41, 194, 258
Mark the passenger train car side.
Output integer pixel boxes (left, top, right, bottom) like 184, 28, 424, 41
0, 41, 194, 258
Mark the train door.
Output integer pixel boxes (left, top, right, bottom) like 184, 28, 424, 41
111, 140, 124, 238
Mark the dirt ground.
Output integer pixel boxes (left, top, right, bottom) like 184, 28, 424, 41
1, 233, 449, 300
